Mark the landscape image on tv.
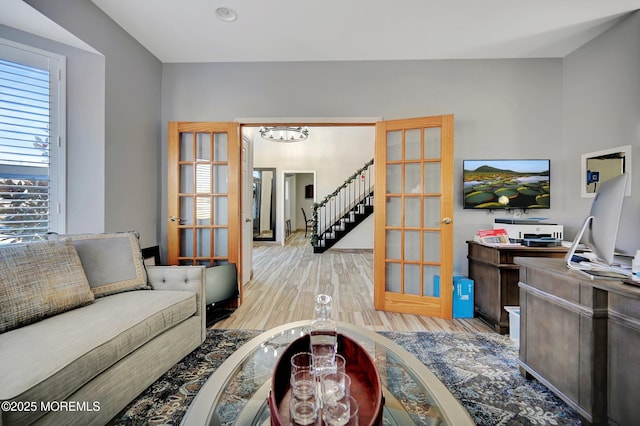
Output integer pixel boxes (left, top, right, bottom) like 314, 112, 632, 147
463, 159, 550, 209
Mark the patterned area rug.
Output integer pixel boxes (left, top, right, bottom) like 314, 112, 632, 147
107, 329, 580, 426
379, 332, 580, 425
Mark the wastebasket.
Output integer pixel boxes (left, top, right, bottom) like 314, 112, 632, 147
434, 275, 474, 318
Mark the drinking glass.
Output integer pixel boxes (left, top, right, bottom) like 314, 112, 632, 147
346, 396, 359, 425
334, 354, 346, 375
314, 353, 345, 377
291, 370, 315, 401
289, 395, 319, 426
321, 371, 351, 407
313, 354, 335, 378
322, 380, 351, 426
291, 351, 314, 375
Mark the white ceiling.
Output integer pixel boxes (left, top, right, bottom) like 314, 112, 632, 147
2, 1, 640, 63
87, 0, 640, 63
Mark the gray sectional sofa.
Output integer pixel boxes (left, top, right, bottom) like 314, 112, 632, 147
0, 232, 206, 425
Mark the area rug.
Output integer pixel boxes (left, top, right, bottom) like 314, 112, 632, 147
378, 331, 580, 425
108, 329, 580, 426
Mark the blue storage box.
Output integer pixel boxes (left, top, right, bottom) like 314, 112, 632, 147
434, 275, 474, 318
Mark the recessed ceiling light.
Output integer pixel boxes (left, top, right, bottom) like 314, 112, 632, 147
215, 7, 237, 22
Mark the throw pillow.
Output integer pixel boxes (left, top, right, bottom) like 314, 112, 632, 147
0, 240, 95, 333
59, 232, 150, 297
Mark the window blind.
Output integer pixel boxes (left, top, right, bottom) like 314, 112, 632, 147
0, 54, 55, 243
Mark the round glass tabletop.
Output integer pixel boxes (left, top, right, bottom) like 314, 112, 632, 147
181, 321, 473, 426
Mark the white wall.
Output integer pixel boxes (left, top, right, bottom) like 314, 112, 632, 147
333, 215, 374, 249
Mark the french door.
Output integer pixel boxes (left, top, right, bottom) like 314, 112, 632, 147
167, 122, 241, 300
374, 115, 455, 319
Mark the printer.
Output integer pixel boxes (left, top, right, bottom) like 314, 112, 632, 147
493, 218, 563, 242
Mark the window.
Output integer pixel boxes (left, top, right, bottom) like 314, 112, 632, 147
0, 39, 65, 244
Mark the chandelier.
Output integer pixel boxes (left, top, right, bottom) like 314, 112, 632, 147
259, 126, 309, 143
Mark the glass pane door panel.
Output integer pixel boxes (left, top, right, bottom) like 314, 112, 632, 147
197, 228, 211, 257
180, 165, 194, 193
386, 131, 402, 161
195, 164, 211, 193
424, 197, 440, 229
180, 229, 194, 257
404, 264, 421, 295
196, 196, 211, 225
180, 196, 194, 225
213, 196, 228, 225
386, 197, 401, 227
214, 133, 228, 161
385, 262, 401, 292
423, 231, 440, 262
405, 163, 421, 194
404, 198, 421, 227
424, 128, 441, 159
386, 230, 401, 260
214, 228, 229, 257
196, 133, 211, 161
213, 165, 228, 193
180, 132, 194, 161
424, 163, 441, 194
404, 230, 421, 262
386, 164, 402, 194
405, 129, 421, 160
423, 265, 439, 296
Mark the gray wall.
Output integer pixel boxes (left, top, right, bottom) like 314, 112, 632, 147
7, 3, 639, 269
24, 0, 163, 247
162, 59, 563, 273
562, 11, 640, 256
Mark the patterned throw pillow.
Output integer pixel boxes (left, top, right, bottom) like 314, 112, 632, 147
60, 232, 150, 297
0, 240, 95, 333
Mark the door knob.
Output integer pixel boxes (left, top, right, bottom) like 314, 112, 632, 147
441, 217, 452, 225
169, 216, 186, 225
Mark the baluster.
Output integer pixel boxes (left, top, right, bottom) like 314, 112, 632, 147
310, 158, 374, 249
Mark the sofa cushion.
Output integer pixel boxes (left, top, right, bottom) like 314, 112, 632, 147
0, 290, 196, 414
0, 240, 94, 333
60, 232, 150, 297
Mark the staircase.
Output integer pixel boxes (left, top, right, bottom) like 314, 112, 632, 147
311, 159, 374, 253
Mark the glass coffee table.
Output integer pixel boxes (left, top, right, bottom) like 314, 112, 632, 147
181, 321, 473, 426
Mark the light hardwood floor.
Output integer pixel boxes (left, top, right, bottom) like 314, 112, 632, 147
213, 232, 494, 333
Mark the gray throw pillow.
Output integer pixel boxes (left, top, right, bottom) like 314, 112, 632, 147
60, 232, 150, 297
0, 240, 95, 333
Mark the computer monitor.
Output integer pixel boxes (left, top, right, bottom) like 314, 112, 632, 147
565, 173, 629, 280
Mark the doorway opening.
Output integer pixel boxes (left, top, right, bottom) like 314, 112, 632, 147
284, 171, 315, 244
239, 122, 376, 283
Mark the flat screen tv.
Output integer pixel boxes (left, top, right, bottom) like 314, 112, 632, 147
463, 159, 550, 209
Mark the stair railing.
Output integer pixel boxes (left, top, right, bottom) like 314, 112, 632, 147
311, 158, 374, 247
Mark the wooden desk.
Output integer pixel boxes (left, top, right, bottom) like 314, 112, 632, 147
515, 257, 640, 425
466, 241, 568, 334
